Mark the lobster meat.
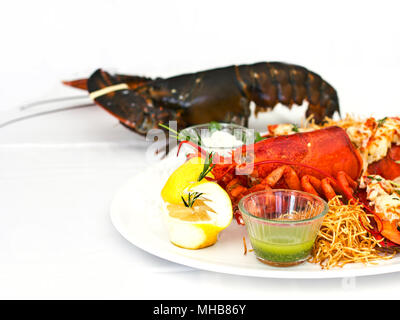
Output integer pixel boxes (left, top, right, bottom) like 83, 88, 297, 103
63, 62, 340, 136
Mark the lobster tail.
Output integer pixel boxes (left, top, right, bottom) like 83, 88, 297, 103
236, 62, 340, 123
86, 69, 172, 135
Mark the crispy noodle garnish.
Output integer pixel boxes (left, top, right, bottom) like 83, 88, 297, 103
309, 196, 396, 269
303, 113, 365, 130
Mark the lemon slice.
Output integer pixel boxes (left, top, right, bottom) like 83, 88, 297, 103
162, 181, 233, 249
161, 156, 213, 205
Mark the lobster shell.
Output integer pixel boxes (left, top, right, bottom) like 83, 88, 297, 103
239, 126, 363, 182
367, 144, 400, 180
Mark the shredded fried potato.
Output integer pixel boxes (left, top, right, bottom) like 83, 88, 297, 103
309, 197, 397, 269
303, 113, 365, 130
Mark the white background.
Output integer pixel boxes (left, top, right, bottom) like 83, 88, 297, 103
1, 0, 400, 299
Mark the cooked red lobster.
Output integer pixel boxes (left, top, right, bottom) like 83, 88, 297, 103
183, 124, 400, 247
210, 126, 362, 221
63, 62, 340, 135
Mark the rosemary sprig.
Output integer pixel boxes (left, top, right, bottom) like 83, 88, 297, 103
198, 152, 215, 181
367, 175, 382, 182
377, 117, 387, 127
158, 123, 203, 145
292, 124, 299, 132
158, 123, 179, 140
181, 192, 204, 208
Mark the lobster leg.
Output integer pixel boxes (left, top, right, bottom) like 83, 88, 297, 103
261, 166, 349, 201
320, 177, 339, 200
301, 175, 323, 196
336, 171, 358, 200
302, 173, 357, 201
261, 165, 301, 190
226, 165, 302, 200
226, 178, 248, 198
228, 165, 348, 202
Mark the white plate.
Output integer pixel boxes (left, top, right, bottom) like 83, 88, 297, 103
110, 151, 400, 279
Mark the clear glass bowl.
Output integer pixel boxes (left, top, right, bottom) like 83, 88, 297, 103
179, 123, 254, 157
238, 189, 329, 267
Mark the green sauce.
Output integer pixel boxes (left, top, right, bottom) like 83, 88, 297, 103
250, 236, 315, 264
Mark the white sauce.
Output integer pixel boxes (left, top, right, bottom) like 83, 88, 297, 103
201, 130, 244, 156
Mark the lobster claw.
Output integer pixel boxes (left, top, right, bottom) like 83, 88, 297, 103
87, 69, 173, 135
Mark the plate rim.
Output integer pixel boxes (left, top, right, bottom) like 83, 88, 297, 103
110, 167, 400, 280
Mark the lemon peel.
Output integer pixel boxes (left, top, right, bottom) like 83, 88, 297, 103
161, 156, 213, 205
162, 181, 233, 249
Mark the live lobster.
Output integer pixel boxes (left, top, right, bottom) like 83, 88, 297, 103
63, 62, 340, 136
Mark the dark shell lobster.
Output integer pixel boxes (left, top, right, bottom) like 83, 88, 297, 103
63, 62, 340, 136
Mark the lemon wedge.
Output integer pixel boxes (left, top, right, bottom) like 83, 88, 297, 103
161, 156, 214, 205
162, 181, 233, 249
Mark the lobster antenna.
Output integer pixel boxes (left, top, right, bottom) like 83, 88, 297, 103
19, 95, 89, 110
0, 103, 95, 129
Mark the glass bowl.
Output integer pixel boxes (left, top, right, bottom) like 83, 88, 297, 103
179, 122, 254, 157
238, 189, 329, 267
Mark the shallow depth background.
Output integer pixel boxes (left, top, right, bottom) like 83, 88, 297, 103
1, 0, 399, 118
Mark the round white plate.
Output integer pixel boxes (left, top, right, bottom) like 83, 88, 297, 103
110, 152, 400, 279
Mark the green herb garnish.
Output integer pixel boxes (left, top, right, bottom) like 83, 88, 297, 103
367, 175, 382, 181
194, 131, 203, 146
377, 117, 387, 127
395, 189, 400, 197
292, 124, 299, 132
390, 181, 400, 188
209, 121, 222, 132
255, 132, 266, 142
158, 123, 202, 145
158, 123, 179, 140
181, 192, 204, 208
198, 152, 215, 181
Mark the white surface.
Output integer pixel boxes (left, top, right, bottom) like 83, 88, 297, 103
111, 155, 400, 279
1, 0, 400, 299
